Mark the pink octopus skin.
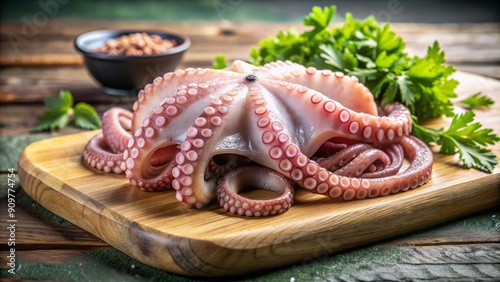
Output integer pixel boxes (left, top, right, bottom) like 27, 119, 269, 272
82, 60, 433, 216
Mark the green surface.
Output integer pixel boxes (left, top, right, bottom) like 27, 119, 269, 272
2, 0, 499, 23
1, 237, 407, 281
460, 212, 500, 232
1, 0, 310, 22
0, 135, 47, 172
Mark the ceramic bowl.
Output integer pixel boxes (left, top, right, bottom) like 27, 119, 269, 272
75, 29, 190, 96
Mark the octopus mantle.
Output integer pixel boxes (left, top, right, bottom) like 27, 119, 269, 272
83, 60, 433, 216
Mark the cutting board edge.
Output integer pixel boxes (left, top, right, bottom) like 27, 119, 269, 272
16, 134, 500, 276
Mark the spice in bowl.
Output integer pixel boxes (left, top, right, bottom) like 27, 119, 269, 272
92, 32, 177, 56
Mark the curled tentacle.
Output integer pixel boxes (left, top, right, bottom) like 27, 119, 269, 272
102, 107, 133, 153
216, 165, 294, 217
316, 143, 375, 171
361, 143, 404, 178
333, 148, 391, 177
83, 133, 124, 174
287, 136, 433, 200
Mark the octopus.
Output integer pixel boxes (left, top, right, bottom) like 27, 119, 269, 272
82, 60, 433, 217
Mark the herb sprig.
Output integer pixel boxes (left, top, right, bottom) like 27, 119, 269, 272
31, 90, 101, 132
215, 5, 499, 172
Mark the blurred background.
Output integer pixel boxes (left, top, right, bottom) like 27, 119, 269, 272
1, 0, 499, 23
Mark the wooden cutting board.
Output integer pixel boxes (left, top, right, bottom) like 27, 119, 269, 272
18, 72, 500, 277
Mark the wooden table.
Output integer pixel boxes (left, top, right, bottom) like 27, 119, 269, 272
1, 20, 499, 281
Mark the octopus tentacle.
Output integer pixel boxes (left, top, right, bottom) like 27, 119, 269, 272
83, 133, 124, 174
333, 148, 391, 177
102, 107, 133, 153
131, 68, 241, 131
123, 81, 235, 190
276, 65, 378, 116
361, 143, 404, 178
171, 85, 241, 208
314, 141, 348, 157
316, 143, 375, 171
289, 136, 433, 200
259, 78, 412, 154
316, 143, 404, 178
216, 165, 294, 217
206, 154, 241, 180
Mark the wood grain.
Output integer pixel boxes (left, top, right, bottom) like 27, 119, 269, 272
322, 244, 500, 281
16, 72, 500, 276
1, 21, 499, 65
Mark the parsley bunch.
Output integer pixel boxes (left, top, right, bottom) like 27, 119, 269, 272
31, 90, 101, 132
217, 5, 499, 172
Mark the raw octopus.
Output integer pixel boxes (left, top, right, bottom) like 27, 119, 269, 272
82, 60, 433, 217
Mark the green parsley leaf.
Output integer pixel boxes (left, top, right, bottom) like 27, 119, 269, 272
74, 102, 102, 130
459, 92, 494, 109
212, 54, 228, 69
30, 108, 70, 132
59, 89, 74, 110
319, 44, 346, 70
31, 90, 101, 132
220, 5, 500, 172
437, 111, 499, 172
303, 5, 335, 38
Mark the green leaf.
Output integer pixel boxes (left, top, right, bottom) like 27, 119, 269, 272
346, 68, 378, 83
376, 24, 404, 54
381, 80, 398, 105
212, 54, 228, 69
59, 89, 74, 110
31, 90, 101, 132
458, 92, 494, 109
30, 108, 70, 132
437, 111, 499, 172
457, 143, 498, 172
356, 54, 376, 69
375, 51, 398, 69
396, 74, 414, 105
426, 41, 446, 65
319, 44, 345, 70
44, 97, 62, 109
411, 120, 442, 145
74, 102, 102, 130
303, 5, 335, 35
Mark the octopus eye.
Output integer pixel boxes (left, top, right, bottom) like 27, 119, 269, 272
245, 74, 257, 82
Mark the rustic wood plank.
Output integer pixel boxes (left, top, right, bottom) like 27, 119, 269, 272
318, 244, 500, 281
390, 208, 500, 246
0, 103, 131, 135
0, 66, 123, 104
455, 64, 500, 80
0, 196, 108, 250
15, 71, 500, 276
0, 65, 154, 104
1, 21, 499, 104
1, 21, 499, 66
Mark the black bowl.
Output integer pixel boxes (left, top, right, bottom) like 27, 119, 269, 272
74, 29, 190, 96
